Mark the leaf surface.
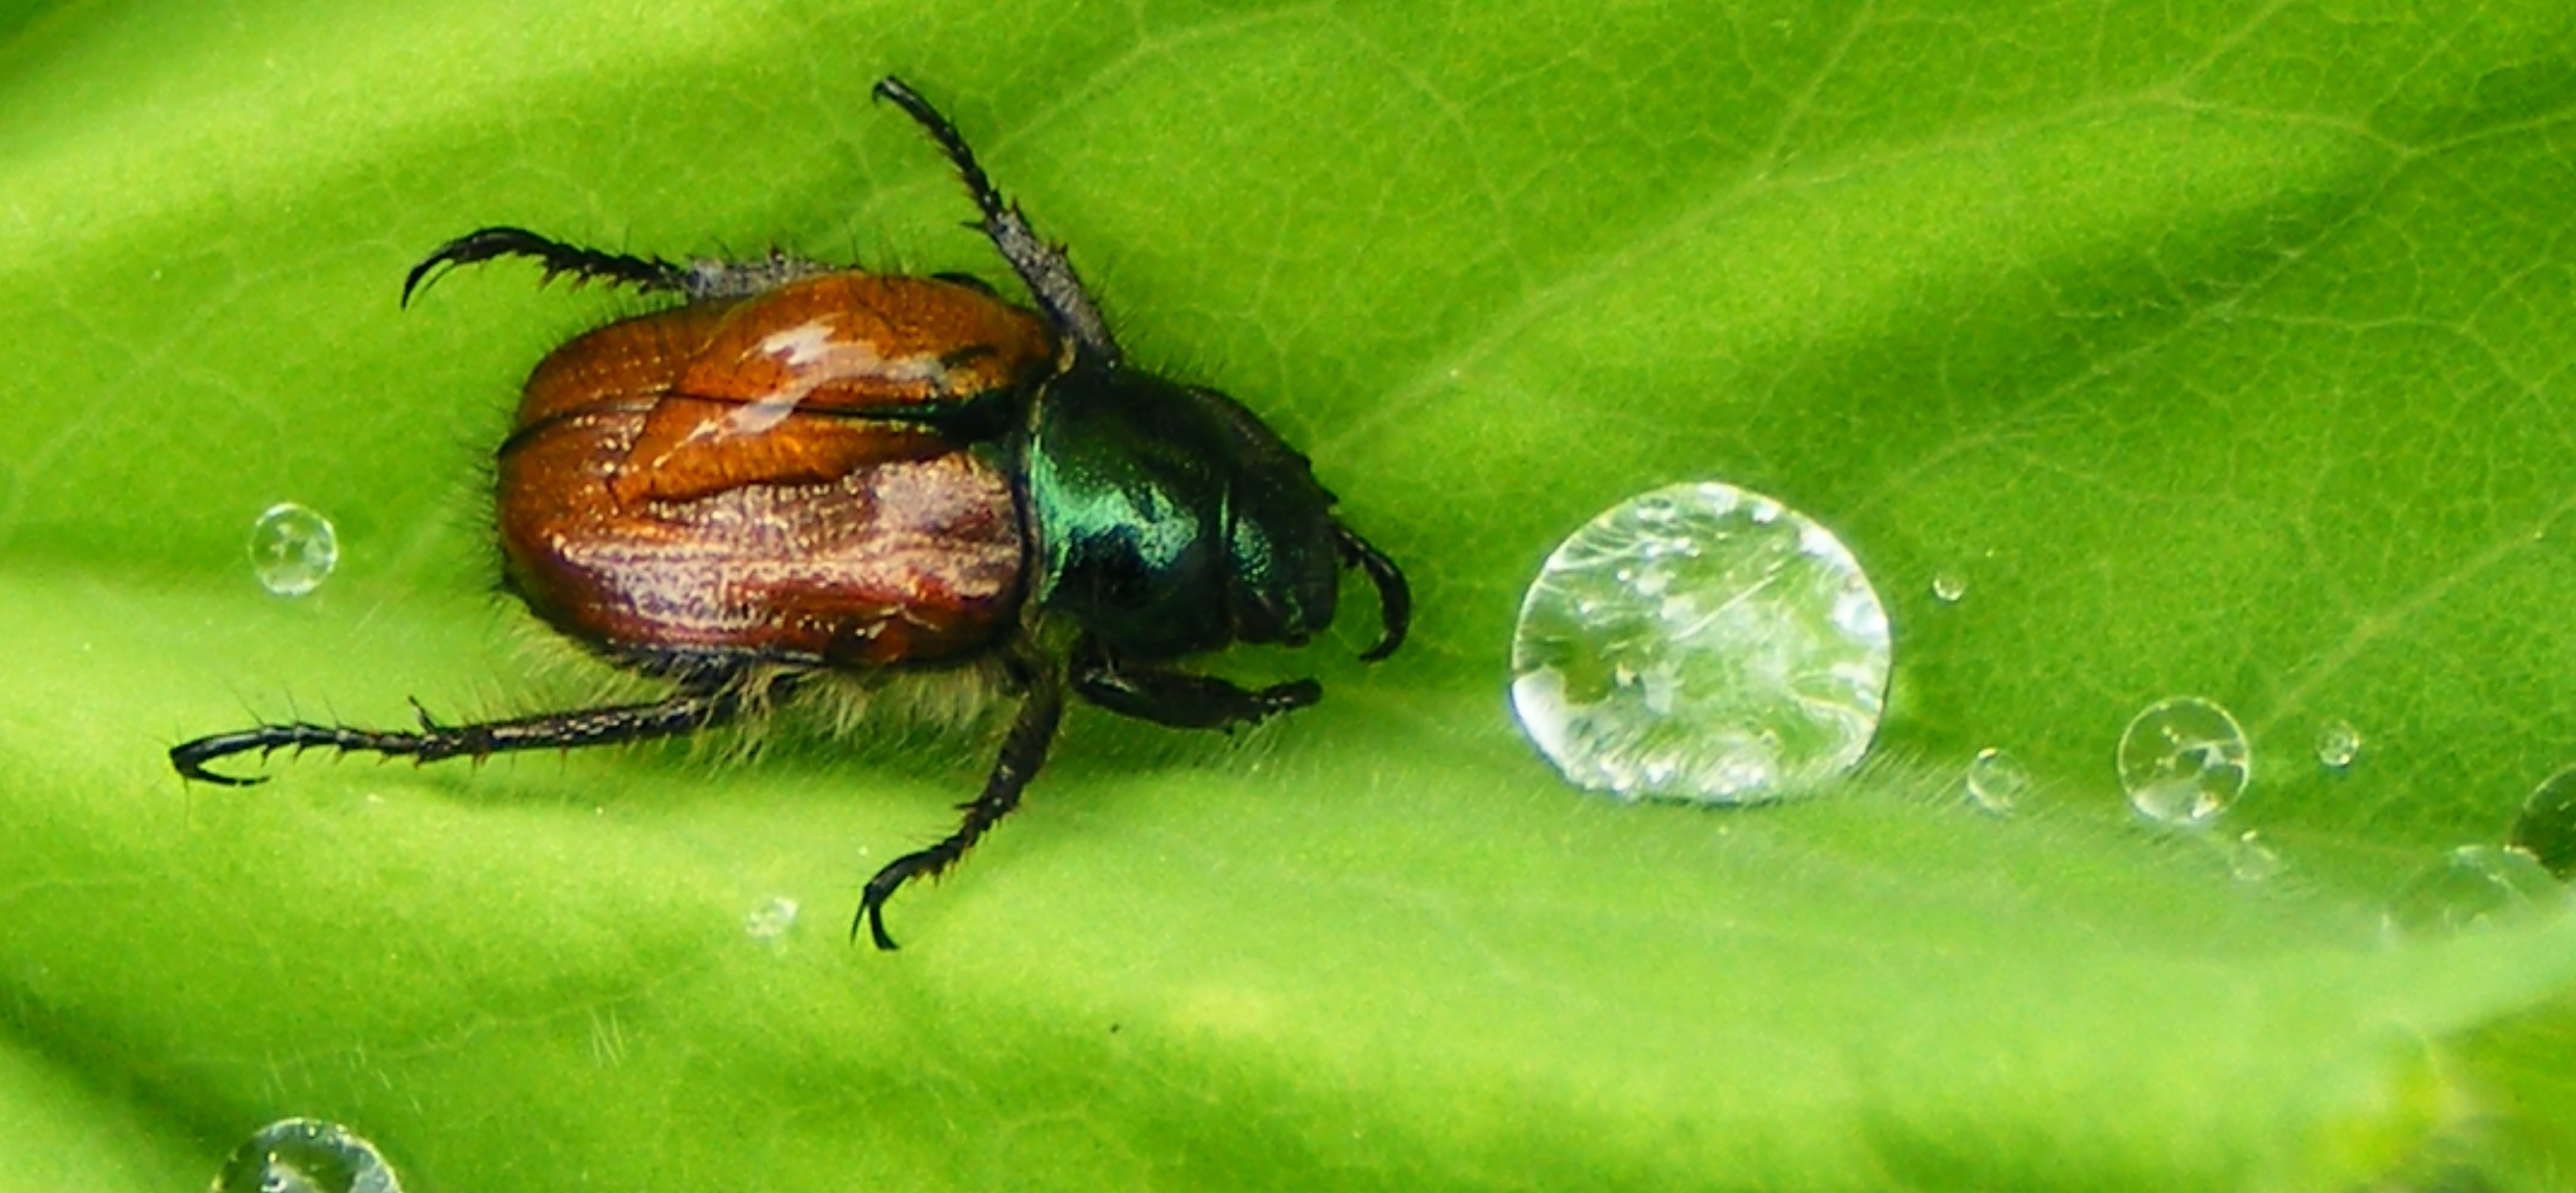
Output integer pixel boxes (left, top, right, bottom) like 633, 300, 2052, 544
6, 1, 2576, 1188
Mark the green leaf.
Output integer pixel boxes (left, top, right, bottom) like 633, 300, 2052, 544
7, 0, 2576, 1188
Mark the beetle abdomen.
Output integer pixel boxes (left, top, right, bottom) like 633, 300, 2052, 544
495, 273, 1046, 675
500, 407, 1022, 672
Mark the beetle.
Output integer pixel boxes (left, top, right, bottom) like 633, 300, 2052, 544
170, 77, 1409, 950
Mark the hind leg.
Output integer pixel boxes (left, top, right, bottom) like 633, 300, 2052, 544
399, 226, 834, 307
170, 677, 775, 786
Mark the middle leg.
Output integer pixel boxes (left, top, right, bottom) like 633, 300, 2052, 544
856, 653, 1067, 950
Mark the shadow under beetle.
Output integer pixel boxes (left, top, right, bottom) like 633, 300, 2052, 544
170, 77, 1410, 950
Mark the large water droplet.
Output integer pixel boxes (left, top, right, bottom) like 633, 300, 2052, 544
2313, 718, 2362, 770
1963, 747, 2027, 815
2115, 696, 2250, 828
2382, 845, 2567, 937
213, 1119, 402, 1193
1510, 481, 1891, 803
249, 503, 339, 596
2509, 766, 2576, 879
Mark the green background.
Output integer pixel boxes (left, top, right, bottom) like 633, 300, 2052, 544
6, 0, 2576, 1188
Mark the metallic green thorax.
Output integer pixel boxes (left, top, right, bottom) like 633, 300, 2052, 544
1024, 365, 1345, 660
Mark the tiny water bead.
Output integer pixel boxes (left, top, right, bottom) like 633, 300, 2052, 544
1930, 570, 1968, 604
2382, 846, 2567, 937
1963, 747, 2027, 815
2227, 830, 2283, 883
2115, 696, 2251, 828
2313, 718, 2363, 770
2509, 765, 2576, 879
212, 1119, 402, 1193
1510, 481, 1891, 803
745, 895, 800, 941
249, 502, 339, 596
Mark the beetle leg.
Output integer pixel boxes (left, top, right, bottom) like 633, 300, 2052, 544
1069, 638, 1322, 730
856, 654, 1066, 951
1334, 524, 1412, 662
169, 682, 767, 787
401, 226, 691, 307
871, 77, 1125, 368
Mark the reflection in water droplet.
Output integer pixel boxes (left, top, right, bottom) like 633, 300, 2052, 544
213, 1119, 402, 1193
2313, 718, 2362, 770
249, 503, 339, 596
745, 895, 799, 941
2383, 846, 2567, 937
2510, 766, 2576, 879
2115, 696, 2250, 828
1510, 481, 1891, 803
2227, 830, 2282, 882
1963, 748, 2027, 815
1930, 571, 1967, 604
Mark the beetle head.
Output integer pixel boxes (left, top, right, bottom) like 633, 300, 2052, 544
1024, 365, 1402, 661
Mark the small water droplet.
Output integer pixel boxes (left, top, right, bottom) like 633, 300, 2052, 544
744, 895, 799, 941
2313, 718, 2362, 770
1963, 747, 2027, 815
2227, 830, 2282, 882
1509, 481, 1891, 803
2510, 766, 2576, 879
1930, 570, 1967, 604
249, 503, 339, 596
213, 1119, 402, 1193
2383, 845, 2567, 937
2115, 695, 2250, 828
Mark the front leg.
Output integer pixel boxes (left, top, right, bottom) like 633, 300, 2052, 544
1069, 639, 1320, 731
